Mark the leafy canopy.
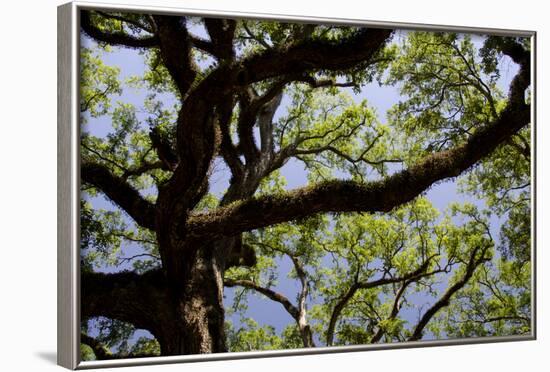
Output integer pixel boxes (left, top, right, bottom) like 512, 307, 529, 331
79, 13, 531, 358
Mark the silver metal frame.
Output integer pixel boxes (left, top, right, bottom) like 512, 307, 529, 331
57, 1, 537, 369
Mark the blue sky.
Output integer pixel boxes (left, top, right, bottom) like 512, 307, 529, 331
80, 23, 521, 350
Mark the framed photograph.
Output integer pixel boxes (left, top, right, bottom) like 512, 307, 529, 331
57, 1, 536, 369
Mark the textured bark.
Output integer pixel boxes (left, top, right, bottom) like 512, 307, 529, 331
81, 269, 177, 341
153, 15, 197, 96
81, 162, 156, 230
176, 246, 227, 354
81, 11, 158, 48
80, 13, 531, 356
81, 250, 227, 356
186, 89, 530, 238
237, 28, 393, 85
150, 246, 227, 355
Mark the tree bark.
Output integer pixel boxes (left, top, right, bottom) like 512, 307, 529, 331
171, 246, 227, 354
80, 13, 531, 356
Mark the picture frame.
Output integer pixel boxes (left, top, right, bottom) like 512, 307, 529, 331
58, 1, 536, 369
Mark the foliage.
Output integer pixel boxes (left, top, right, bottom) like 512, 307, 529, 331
79, 12, 531, 357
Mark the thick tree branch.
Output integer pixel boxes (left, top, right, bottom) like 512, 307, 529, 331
160, 63, 236, 216
152, 15, 197, 96
186, 48, 529, 238
188, 36, 218, 56
95, 11, 154, 33
81, 269, 174, 338
81, 162, 156, 230
236, 81, 286, 164
296, 74, 359, 89
81, 11, 158, 48
236, 91, 262, 164
218, 98, 244, 178
258, 90, 284, 156
149, 127, 179, 171
187, 103, 529, 237
204, 18, 236, 60
236, 28, 393, 85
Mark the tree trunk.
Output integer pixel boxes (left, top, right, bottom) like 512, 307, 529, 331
155, 245, 227, 355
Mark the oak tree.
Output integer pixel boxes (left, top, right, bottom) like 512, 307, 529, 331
79, 10, 531, 359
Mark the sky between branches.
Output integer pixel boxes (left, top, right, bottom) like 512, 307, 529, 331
80, 22, 521, 347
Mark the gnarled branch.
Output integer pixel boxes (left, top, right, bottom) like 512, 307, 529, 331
188, 103, 529, 238
218, 98, 244, 178
152, 15, 197, 96
81, 11, 158, 48
236, 28, 393, 85
81, 162, 156, 230
81, 269, 172, 336
186, 53, 530, 239
204, 18, 236, 60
